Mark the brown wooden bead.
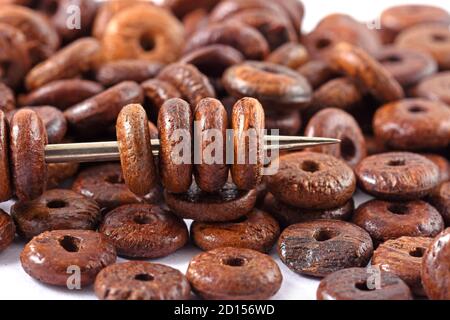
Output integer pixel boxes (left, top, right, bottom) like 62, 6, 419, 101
187, 247, 282, 300
372, 236, 433, 296
223, 61, 312, 112
20, 230, 116, 287
193, 98, 228, 193
100, 204, 188, 259
95, 261, 191, 300
25, 37, 100, 90
422, 154, 450, 185
10, 109, 47, 201
157, 63, 215, 108
305, 108, 366, 168
0, 209, 15, 252
230, 97, 265, 190
0, 110, 11, 201
265, 110, 301, 136
263, 193, 354, 228
380, 5, 450, 43
95, 60, 163, 87
64, 81, 144, 132
373, 99, 450, 151
326, 42, 404, 102
12, 189, 101, 239
116, 104, 157, 196
353, 199, 444, 244
421, 228, 450, 300
191, 209, 280, 253
0, 83, 15, 112
165, 181, 257, 222
266, 151, 356, 209
413, 71, 450, 105
102, 4, 184, 64
278, 220, 373, 277
158, 98, 193, 194
266, 42, 308, 70
355, 152, 440, 200
376, 46, 437, 87
18, 79, 103, 111
396, 24, 450, 70
428, 181, 450, 227
141, 79, 181, 118
317, 267, 413, 300
296, 59, 337, 89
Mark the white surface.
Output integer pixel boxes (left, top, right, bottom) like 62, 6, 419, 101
1, 0, 449, 300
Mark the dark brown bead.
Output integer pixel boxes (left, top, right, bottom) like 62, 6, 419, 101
380, 5, 450, 43
64, 81, 144, 132
0, 83, 15, 112
223, 61, 312, 112
317, 267, 413, 300
326, 42, 404, 102
0, 110, 11, 201
72, 164, 158, 211
18, 79, 104, 110
165, 181, 257, 222
193, 98, 228, 193
7, 106, 67, 144
25, 37, 100, 90
0, 23, 30, 89
46, 162, 79, 189
100, 204, 188, 259
116, 104, 157, 196
376, 47, 437, 87
421, 228, 450, 300
266, 42, 309, 70
396, 24, 450, 70
266, 151, 356, 209
422, 154, 450, 184
296, 60, 337, 89
141, 79, 181, 118
95, 60, 163, 87
158, 98, 193, 194
186, 247, 282, 300
413, 71, 450, 105
355, 152, 440, 200
373, 99, 450, 151
157, 63, 215, 108
10, 109, 47, 201
305, 108, 366, 168
0, 209, 15, 252
353, 199, 444, 244
20, 230, 116, 286
95, 261, 191, 300
184, 22, 269, 60
428, 181, 450, 226
278, 220, 373, 277
191, 209, 280, 253
372, 236, 433, 296
12, 189, 101, 239
263, 193, 354, 228
0, 5, 59, 64
231, 97, 265, 190
305, 14, 380, 58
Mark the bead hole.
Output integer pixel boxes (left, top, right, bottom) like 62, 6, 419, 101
105, 174, 123, 184
59, 236, 81, 253
314, 229, 337, 242
380, 55, 402, 63
355, 282, 375, 291
408, 106, 425, 113
302, 160, 319, 173
340, 137, 356, 161
409, 247, 426, 258
134, 273, 154, 282
0, 61, 11, 79
140, 35, 155, 51
223, 257, 247, 267
316, 38, 332, 49
47, 200, 67, 209
387, 159, 405, 166
432, 34, 448, 42
388, 204, 409, 215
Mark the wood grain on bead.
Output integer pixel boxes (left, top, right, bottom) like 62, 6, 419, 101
0, 111, 11, 201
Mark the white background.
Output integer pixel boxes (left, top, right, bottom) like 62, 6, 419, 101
1, 0, 449, 300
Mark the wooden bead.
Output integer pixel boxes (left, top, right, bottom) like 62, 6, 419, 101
0, 111, 12, 201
